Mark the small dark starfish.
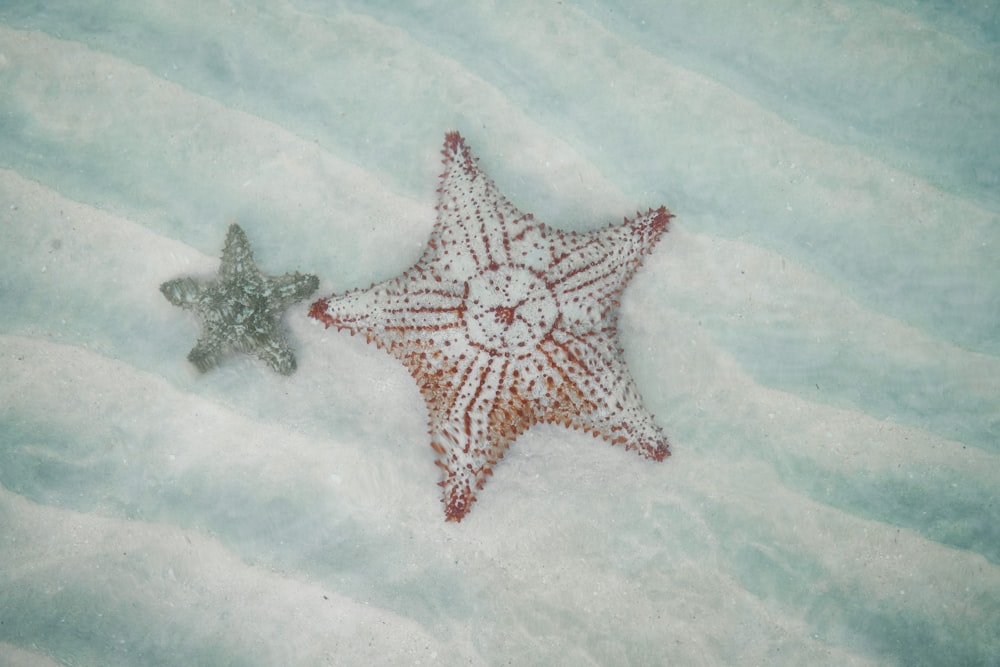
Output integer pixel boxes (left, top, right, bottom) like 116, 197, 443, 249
161, 223, 318, 375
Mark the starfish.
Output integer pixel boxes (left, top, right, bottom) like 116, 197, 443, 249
310, 132, 673, 521
161, 223, 318, 375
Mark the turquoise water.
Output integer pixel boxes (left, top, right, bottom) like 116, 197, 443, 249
1, 1, 998, 665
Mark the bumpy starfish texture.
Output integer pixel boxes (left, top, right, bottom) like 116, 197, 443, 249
161, 223, 318, 375
311, 132, 673, 521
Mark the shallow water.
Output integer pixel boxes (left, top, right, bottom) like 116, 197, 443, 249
1, 2, 998, 665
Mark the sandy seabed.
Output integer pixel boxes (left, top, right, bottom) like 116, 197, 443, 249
1, 2, 998, 665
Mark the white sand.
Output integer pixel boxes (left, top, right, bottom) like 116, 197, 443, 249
1, 2, 998, 664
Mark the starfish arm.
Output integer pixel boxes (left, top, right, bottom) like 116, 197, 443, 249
542, 328, 669, 461
265, 271, 319, 309
187, 335, 226, 373
426, 132, 537, 279
428, 348, 531, 521
160, 277, 206, 309
309, 272, 465, 351
549, 207, 672, 326
219, 224, 257, 282
249, 329, 298, 375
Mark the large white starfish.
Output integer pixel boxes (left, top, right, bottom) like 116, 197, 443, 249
311, 132, 672, 521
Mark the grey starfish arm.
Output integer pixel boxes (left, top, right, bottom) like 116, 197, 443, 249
267, 272, 320, 308
219, 224, 256, 281
187, 335, 226, 373
160, 277, 205, 309
251, 334, 298, 375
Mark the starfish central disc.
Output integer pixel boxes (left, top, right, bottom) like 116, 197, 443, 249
464, 266, 558, 357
